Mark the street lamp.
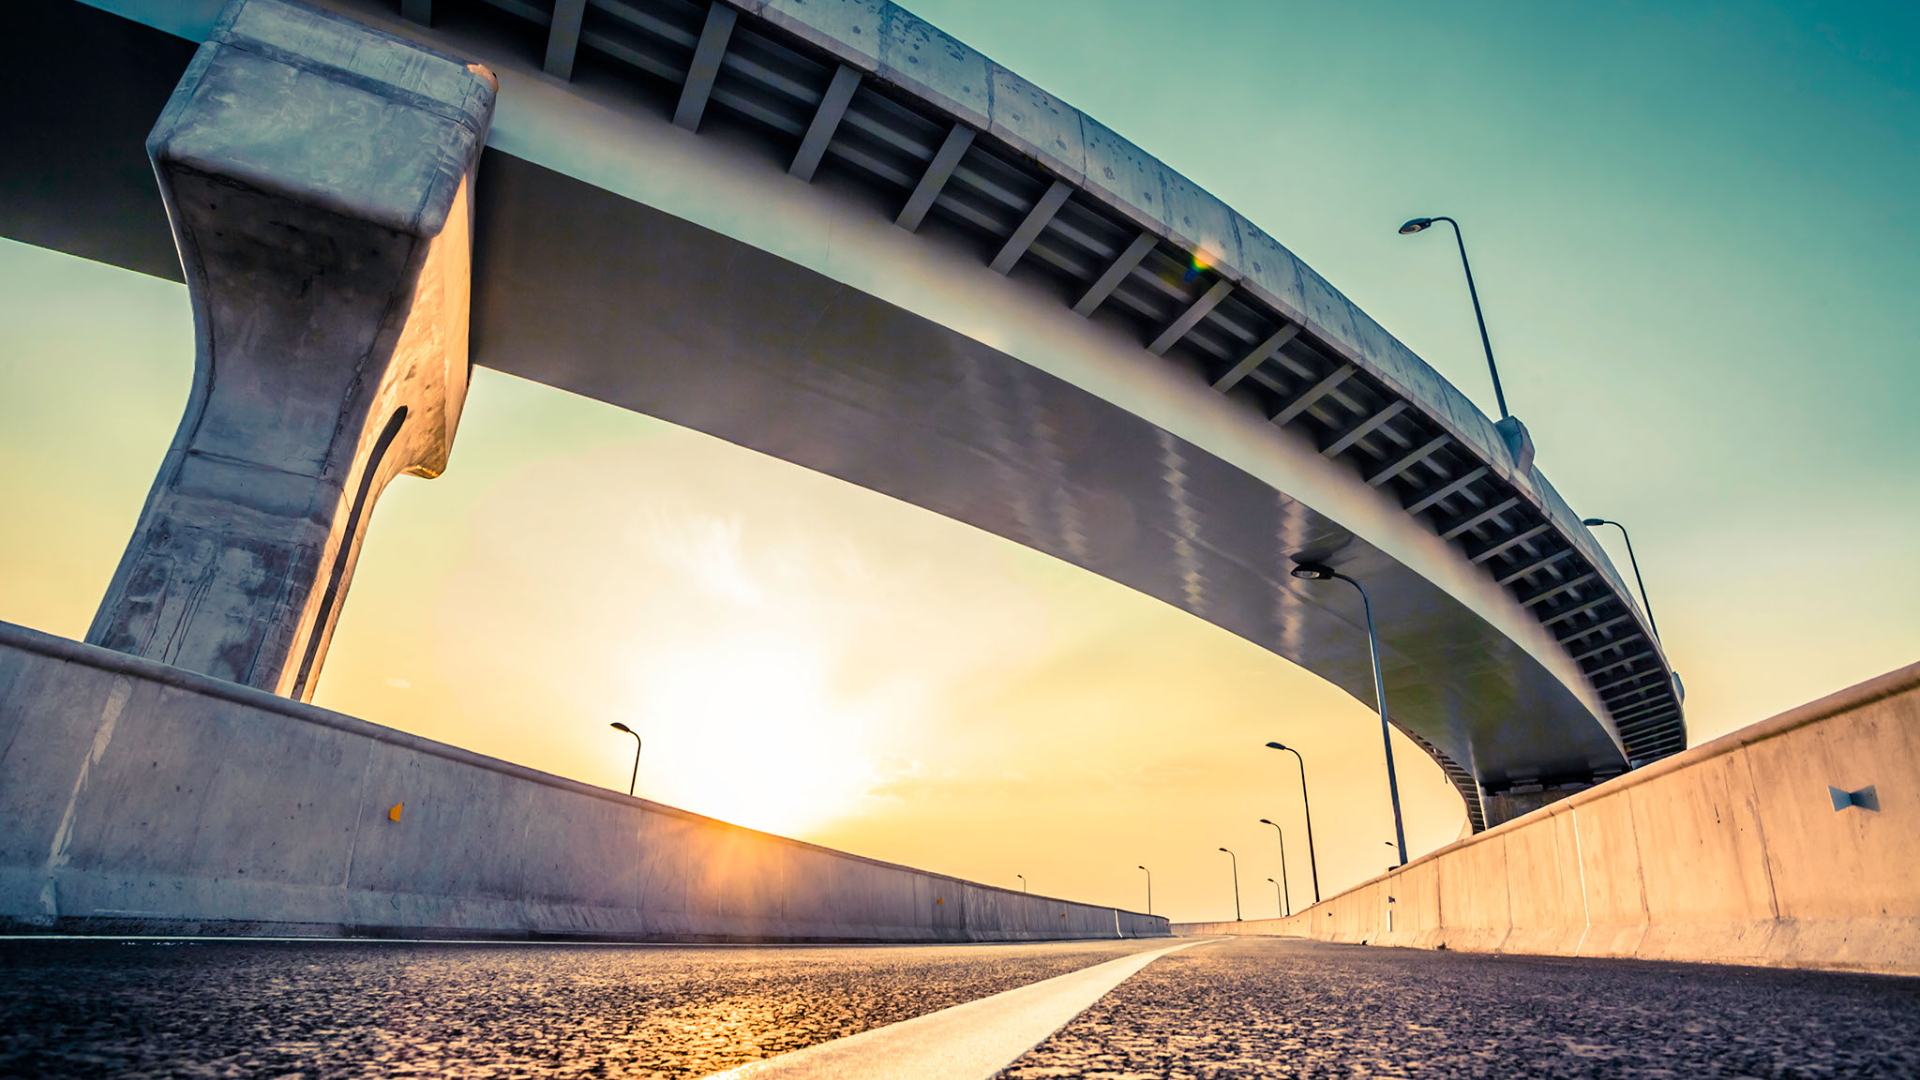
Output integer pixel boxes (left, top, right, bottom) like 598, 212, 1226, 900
1267, 878, 1285, 919
1258, 818, 1291, 916
1137, 865, 1152, 916
1398, 215, 1509, 420
1264, 742, 1321, 903
1581, 518, 1661, 641
1016, 873, 1027, 893
609, 722, 642, 797
1218, 847, 1242, 922
1290, 561, 1409, 867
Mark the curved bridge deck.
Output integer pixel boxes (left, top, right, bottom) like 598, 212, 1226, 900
0, 0, 1684, 827
384, 0, 1684, 774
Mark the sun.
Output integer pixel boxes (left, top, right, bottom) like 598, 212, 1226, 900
620, 633, 886, 837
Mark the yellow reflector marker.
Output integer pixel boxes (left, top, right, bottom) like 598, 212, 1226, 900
388, 803, 403, 822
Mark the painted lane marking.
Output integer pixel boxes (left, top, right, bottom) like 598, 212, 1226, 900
704, 939, 1210, 1080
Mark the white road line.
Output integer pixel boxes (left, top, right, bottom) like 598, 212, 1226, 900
703, 939, 1210, 1080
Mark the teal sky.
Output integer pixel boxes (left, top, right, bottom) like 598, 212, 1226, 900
2, 0, 1915, 922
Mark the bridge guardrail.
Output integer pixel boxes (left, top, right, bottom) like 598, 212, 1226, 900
1174, 660, 1920, 976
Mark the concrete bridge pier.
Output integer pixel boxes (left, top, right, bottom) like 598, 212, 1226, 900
86, 0, 496, 700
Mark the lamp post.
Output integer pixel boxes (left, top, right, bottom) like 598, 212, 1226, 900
1016, 874, 1027, 893
1580, 518, 1661, 640
1264, 742, 1321, 903
1398, 215, 1508, 420
1218, 847, 1241, 922
1267, 878, 1285, 919
609, 722, 642, 796
1290, 562, 1409, 867
1137, 865, 1152, 916
1258, 818, 1291, 916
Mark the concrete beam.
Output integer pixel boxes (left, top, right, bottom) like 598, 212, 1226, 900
1520, 572, 1601, 609
1438, 495, 1520, 541
1559, 613, 1635, 647
673, 1, 737, 132
1543, 595, 1615, 628
1147, 278, 1234, 356
543, 0, 587, 81
1570, 634, 1644, 664
1270, 364, 1355, 427
1497, 547, 1575, 587
896, 123, 974, 232
1609, 695, 1676, 723
1405, 465, 1490, 516
1367, 434, 1449, 487
989, 179, 1071, 274
86, 0, 495, 701
1211, 324, 1298, 393
789, 64, 860, 182
1072, 231, 1156, 316
1321, 400, 1406, 458
1470, 522, 1551, 564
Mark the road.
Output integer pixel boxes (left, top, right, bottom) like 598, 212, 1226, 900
3, 935, 1916, 1078
1000, 937, 1920, 1078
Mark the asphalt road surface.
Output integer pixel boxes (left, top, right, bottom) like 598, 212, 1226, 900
4, 935, 1917, 1078
1000, 937, 1920, 1079
0, 936, 1160, 1078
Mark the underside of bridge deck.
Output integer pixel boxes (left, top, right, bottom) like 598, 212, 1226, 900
0, 0, 1689, 830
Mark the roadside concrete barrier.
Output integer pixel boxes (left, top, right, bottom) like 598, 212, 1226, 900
0, 622, 1166, 942
1176, 662, 1920, 976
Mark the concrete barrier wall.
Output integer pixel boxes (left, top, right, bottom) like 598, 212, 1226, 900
1177, 662, 1920, 976
0, 622, 1167, 942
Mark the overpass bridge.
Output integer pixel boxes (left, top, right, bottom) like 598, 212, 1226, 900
2, 0, 1683, 829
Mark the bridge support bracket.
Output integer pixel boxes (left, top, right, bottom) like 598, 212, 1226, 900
87, 0, 496, 700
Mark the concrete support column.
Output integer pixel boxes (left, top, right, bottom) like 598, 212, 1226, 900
1481, 776, 1605, 827
87, 0, 496, 700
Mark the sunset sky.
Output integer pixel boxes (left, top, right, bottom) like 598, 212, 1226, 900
2, 0, 1915, 924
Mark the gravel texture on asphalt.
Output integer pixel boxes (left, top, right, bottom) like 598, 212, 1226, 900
998, 937, 1920, 1079
0, 936, 1161, 1078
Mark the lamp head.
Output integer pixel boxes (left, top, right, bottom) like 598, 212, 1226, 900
610, 722, 634, 734
1399, 217, 1434, 235
1138, 865, 1148, 870
1259, 818, 1273, 825
1290, 562, 1336, 581
1265, 741, 1288, 751
1581, 517, 1607, 527
1219, 847, 1230, 853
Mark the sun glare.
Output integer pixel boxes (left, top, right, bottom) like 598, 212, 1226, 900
627, 635, 887, 835
395, 430, 1054, 844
